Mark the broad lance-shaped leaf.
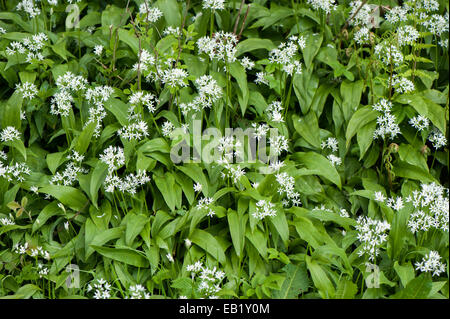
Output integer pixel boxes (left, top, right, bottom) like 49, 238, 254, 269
292, 112, 321, 149
345, 105, 378, 149
227, 209, 246, 258
90, 245, 149, 268
273, 263, 309, 298
39, 185, 88, 212
125, 213, 149, 246
293, 152, 341, 189
89, 162, 109, 208
190, 229, 226, 264
229, 61, 249, 116
235, 38, 276, 57
305, 255, 335, 299
32, 201, 63, 233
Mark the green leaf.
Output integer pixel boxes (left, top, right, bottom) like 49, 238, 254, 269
32, 201, 62, 233
393, 261, 415, 288
104, 98, 128, 126
293, 66, 319, 114
391, 275, 432, 299
301, 32, 323, 70
273, 263, 309, 298
345, 106, 378, 149
305, 255, 335, 299
39, 185, 88, 212
157, 0, 181, 27
46, 152, 65, 175
227, 210, 246, 258
340, 80, 364, 124
229, 61, 249, 116
357, 121, 376, 160
153, 172, 177, 211
176, 164, 209, 197
90, 245, 149, 267
335, 279, 358, 299
393, 162, 437, 183
89, 162, 109, 208
235, 38, 276, 57
190, 229, 226, 264
74, 122, 96, 155
125, 213, 149, 246
1, 91, 23, 129
292, 112, 321, 148
293, 152, 341, 189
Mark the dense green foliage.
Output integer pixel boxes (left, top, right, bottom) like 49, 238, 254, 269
0, 0, 448, 299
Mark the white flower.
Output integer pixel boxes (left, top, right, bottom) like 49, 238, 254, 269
307, 0, 336, 14
0, 217, 15, 226
375, 43, 403, 67
349, 0, 374, 27
253, 200, 277, 220
385, 6, 409, 24
374, 191, 386, 203
118, 121, 149, 141
99, 146, 125, 172
321, 137, 339, 152
409, 115, 429, 131
93, 45, 103, 56
240, 57, 255, 70
415, 251, 446, 277
428, 128, 447, 149
202, 0, 225, 10
269, 135, 289, 156
0, 126, 21, 142
255, 72, 269, 85
276, 172, 301, 207
50, 90, 74, 117
166, 253, 174, 263
197, 31, 238, 64
161, 68, 189, 89
327, 154, 342, 167
185, 238, 192, 248
339, 209, 350, 218
391, 75, 415, 94
161, 121, 175, 137
139, 3, 163, 23
355, 216, 390, 261
16, 0, 41, 18
194, 183, 203, 192
354, 26, 370, 45
16, 82, 38, 99
397, 25, 420, 46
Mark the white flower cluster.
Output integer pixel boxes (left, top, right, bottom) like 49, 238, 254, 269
104, 170, 151, 195
354, 27, 370, 45
6, 33, 48, 63
372, 98, 401, 140
128, 91, 159, 115
161, 121, 175, 137
428, 128, 447, 149
196, 197, 215, 217
180, 75, 223, 115
220, 163, 245, 185
13, 243, 50, 260
253, 200, 277, 220
118, 121, 149, 141
374, 43, 403, 67
126, 284, 151, 299
355, 216, 390, 261
50, 151, 87, 186
16, 0, 40, 18
186, 261, 226, 299
321, 137, 341, 167
240, 56, 255, 70
55, 71, 89, 92
15, 82, 38, 99
0, 126, 21, 142
139, 2, 163, 23
391, 75, 415, 94
406, 182, 449, 233
269, 135, 289, 156
202, 0, 225, 11
161, 68, 189, 89
349, 0, 374, 28
415, 251, 446, 277
197, 31, 238, 64
397, 25, 420, 47
0, 217, 15, 226
133, 49, 156, 73
100, 146, 125, 173
93, 45, 103, 56
275, 172, 301, 207
217, 136, 241, 163
409, 115, 429, 131
265, 101, 284, 123
385, 6, 408, 24
306, 0, 336, 14
386, 196, 404, 211
268, 36, 304, 76
37, 263, 49, 278
0, 162, 31, 182
85, 85, 114, 137
87, 278, 112, 299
